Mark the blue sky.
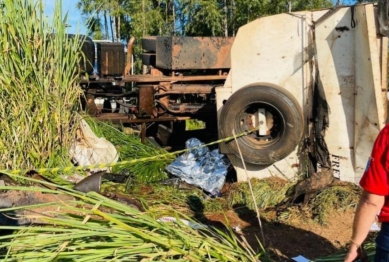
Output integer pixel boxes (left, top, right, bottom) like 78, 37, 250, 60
43, 0, 88, 34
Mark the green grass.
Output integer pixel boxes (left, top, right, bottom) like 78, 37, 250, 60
315, 241, 376, 262
227, 177, 293, 210
83, 115, 176, 184
0, 170, 363, 261
0, 173, 264, 261
0, 0, 85, 172
309, 183, 360, 225
186, 119, 206, 130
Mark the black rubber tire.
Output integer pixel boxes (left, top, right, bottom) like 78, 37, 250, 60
142, 36, 157, 52
219, 83, 304, 166
67, 34, 95, 74
142, 53, 156, 66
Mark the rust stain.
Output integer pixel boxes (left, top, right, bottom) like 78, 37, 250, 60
156, 37, 234, 70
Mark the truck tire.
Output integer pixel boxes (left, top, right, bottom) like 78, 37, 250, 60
219, 83, 304, 166
142, 36, 157, 52
67, 34, 95, 74
142, 53, 156, 66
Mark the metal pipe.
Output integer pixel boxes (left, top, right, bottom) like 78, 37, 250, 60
123, 36, 135, 76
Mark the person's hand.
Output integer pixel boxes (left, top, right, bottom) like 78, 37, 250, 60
344, 244, 359, 262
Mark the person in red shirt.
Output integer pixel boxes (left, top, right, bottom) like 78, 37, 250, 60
345, 124, 389, 262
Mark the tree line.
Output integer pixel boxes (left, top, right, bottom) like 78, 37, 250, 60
78, 0, 364, 42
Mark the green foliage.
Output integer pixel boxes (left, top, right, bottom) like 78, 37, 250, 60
0, 173, 362, 260
179, 0, 224, 36
84, 116, 176, 183
128, 176, 359, 228
128, 182, 208, 216
291, 0, 333, 11
78, 0, 335, 40
124, 182, 229, 217
0, 173, 263, 261
0, 0, 83, 171
309, 183, 361, 225
227, 177, 292, 210
185, 119, 206, 130
127, 177, 293, 218
276, 182, 361, 226
316, 241, 376, 261
77, 0, 121, 39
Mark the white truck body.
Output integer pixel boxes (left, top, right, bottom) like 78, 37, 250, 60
217, 3, 388, 183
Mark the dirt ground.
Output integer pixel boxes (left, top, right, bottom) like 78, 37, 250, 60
205, 208, 358, 261
130, 174, 365, 261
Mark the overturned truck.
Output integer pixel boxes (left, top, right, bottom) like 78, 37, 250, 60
80, 2, 389, 183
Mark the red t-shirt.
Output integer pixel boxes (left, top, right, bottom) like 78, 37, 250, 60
360, 124, 389, 222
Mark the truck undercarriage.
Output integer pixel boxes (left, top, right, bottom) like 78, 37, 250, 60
80, 1, 389, 184
80, 36, 232, 146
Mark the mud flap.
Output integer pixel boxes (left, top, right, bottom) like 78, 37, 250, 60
309, 77, 332, 173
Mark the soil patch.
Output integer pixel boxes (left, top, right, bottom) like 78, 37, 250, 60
125, 177, 363, 261
205, 207, 356, 261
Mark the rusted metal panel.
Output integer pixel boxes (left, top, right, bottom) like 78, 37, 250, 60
81, 74, 228, 85
138, 85, 155, 117
124, 74, 228, 82
156, 37, 234, 70
169, 103, 216, 114
96, 42, 125, 76
171, 84, 215, 94
157, 124, 172, 146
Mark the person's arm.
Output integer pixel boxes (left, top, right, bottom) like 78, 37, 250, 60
344, 190, 385, 262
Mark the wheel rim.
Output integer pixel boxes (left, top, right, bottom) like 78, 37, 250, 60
233, 101, 286, 150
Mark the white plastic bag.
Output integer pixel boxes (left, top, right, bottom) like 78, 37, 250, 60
69, 119, 119, 172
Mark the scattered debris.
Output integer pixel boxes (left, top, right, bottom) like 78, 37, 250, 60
103, 192, 144, 211
73, 171, 104, 193
25, 170, 58, 190
291, 168, 334, 204
60, 173, 87, 183
73, 170, 128, 193
69, 119, 119, 173
157, 216, 208, 230
0, 190, 74, 225
159, 177, 199, 190
292, 255, 311, 262
166, 138, 230, 196
232, 225, 243, 234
